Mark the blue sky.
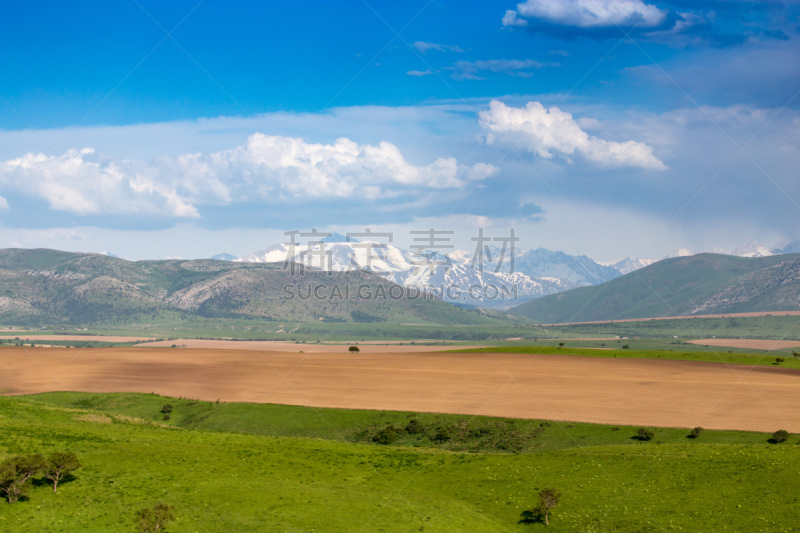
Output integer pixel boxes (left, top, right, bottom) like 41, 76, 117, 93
1, 0, 799, 261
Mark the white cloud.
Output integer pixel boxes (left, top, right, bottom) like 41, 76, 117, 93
0, 134, 497, 217
0, 195, 7, 209
406, 69, 433, 77
478, 100, 666, 170
0, 148, 202, 217
448, 59, 557, 81
506, 0, 667, 28
502, 10, 528, 27
229, 134, 495, 195
411, 41, 463, 54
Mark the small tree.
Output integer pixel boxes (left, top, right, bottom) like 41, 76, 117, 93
348, 345, 360, 353
689, 427, 704, 439
43, 451, 80, 493
636, 428, 655, 441
772, 429, 790, 443
0, 454, 45, 503
532, 487, 561, 526
775, 357, 786, 365
135, 502, 175, 533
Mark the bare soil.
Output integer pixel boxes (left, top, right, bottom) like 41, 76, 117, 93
138, 339, 474, 352
2, 334, 158, 342
545, 310, 800, 326
2, 346, 799, 432
687, 339, 800, 350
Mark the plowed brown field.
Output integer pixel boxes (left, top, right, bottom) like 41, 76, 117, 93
2, 346, 798, 432
687, 339, 800, 350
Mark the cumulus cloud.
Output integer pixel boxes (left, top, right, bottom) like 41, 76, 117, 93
448, 59, 557, 81
411, 41, 463, 54
406, 69, 433, 77
505, 0, 667, 28
0, 135, 497, 218
478, 100, 666, 170
502, 10, 528, 27
0, 195, 7, 209
0, 148, 203, 217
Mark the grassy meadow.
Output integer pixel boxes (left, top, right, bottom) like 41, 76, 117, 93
5, 313, 800, 345
1, 392, 799, 531
450, 345, 800, 369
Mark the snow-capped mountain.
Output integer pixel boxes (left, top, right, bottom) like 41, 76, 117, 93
666, 248, 695, 258
235, 237, 800, 308
602, 257, 656, 275
733, 241, 773, 258
238, 241, 595, 308
772, 240, 800, 254
514, 248, 620, 286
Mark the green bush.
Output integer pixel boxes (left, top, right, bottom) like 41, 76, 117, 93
433, 427, 451, 443
135, 502, 175, 533
636, 428, 655, 441
689, 427, 704, 439
404, 419, 423, 434
372, 425, 398, 445
772, 429, 790, 443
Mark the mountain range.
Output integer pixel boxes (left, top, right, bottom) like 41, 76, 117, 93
223, 237, 800, 309
235, 239, 620, 309
510, 253, 800, 323
0, 248, 517, 327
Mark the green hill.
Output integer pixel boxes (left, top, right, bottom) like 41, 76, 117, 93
2, 392, 799, 531
510, 253, 800, 323
0, 248, 513, 328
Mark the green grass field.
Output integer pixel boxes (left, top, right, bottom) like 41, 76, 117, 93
5, 313, 800, 344
450, 345, 800, 369
1, 393, 799, 531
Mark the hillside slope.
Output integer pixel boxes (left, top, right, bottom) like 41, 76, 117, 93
0, 248, 515, 327
509, 253, 800, 323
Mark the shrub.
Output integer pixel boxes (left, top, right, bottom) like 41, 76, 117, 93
775, 357, 786, 365
622, 344, 630, 349
348, 346, 360, 353
135, 502, 175, 533
772, 429, 790, 443
689, 427, 704, 439
372, 425, 398, 445
404, 419, 423, 434
161, 404, 173, 414
433, 427, 451, 443
636, 428, 655, 441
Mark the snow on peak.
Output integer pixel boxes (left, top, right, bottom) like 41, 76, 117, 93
601, 256, 655, 275
733, 241, 773, 258
665, 248, 695, 259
